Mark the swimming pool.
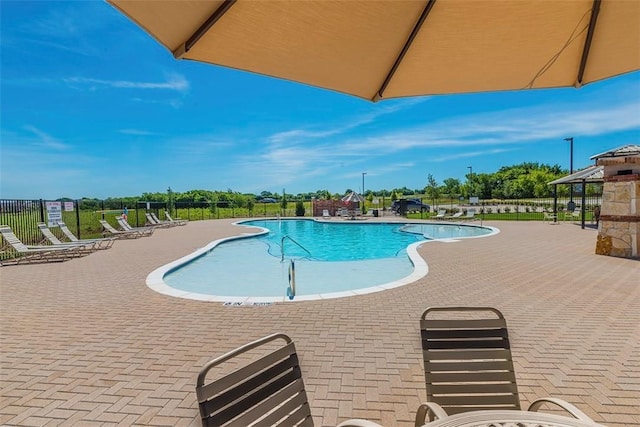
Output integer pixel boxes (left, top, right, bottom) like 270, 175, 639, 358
147, 219, 498, 303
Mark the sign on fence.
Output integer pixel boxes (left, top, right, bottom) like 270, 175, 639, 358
64, 201, 74, 212
46, 201, 62, 227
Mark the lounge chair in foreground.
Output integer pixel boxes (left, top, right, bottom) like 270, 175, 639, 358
57, 221, 115, 249
416, 306, 593, 425
115, 217, 154, 236
196, 333, 380, 427
164, 211, 187, 226
434, 209, 446, 220
37, 223, 97, 254
0, 225, 86, 265
196, 333, 313, 427
99, 219, 144, 239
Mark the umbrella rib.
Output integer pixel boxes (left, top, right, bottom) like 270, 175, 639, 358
373, 0, 437, 102
173, 0, 237, 58
576, 0, 601, 87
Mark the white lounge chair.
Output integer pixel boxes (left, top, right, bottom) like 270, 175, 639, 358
0, 225, 86, 265
57, 221, 115, 249
445, 211, 463, 220
164, 211, 188, 226
563, 209, 579, 222
461, 209, 478, 221
37, 223, 97, 253
543, 211, 558, 224
145, 212, 174, 228
434, 209, 446, 220
116, 217, 155, 236
322, 209, 331, 218
99, 219, 144, 239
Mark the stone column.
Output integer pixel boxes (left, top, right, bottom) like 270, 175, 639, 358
595, 171, 639, 259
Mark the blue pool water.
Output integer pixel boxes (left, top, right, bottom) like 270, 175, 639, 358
247, 219, 426, 261
153, 219, 497, 302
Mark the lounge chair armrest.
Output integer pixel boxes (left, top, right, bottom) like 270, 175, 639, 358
336, 419, 386, 427
415, 401, 449, 426
528, 397, 594, 422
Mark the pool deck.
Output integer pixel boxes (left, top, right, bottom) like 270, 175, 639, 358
1, 218, 638, 426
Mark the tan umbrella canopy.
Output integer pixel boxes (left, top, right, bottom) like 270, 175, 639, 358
108, 0, 640, 102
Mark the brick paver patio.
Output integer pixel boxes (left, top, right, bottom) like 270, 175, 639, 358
1, 219, 638, 426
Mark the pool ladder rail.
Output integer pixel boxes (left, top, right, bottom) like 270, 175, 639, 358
280, 235, 312, 262
287, 259, 296, 300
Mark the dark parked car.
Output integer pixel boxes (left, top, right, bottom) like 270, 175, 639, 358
391, 198, 430, 214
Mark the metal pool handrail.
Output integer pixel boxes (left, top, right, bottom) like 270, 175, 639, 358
281, 235, 312, 261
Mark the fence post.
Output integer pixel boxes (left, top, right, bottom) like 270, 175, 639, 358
39, 199, 45, 223
75, 200, 81, 239
581, 185, 587, 229
553, 185, 558, 221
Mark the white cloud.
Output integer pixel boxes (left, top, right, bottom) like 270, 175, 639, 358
432, 148, 518, 162
266, 97, 429, 145
224, 94, 640, 190
64, 74, 189, 92
22, 126, 69, 151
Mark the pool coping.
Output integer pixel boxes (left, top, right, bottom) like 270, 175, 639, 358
146, 218, 500, 304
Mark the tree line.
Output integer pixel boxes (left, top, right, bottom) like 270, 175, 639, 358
66, 162, 600, 210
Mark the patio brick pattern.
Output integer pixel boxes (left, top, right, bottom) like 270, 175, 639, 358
1, 219, 638, 426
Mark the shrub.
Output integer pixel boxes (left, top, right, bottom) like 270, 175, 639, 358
295, 201, 305, 216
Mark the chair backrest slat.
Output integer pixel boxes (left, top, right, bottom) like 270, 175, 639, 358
425, 360, 515, 372
429, 382, 519, 396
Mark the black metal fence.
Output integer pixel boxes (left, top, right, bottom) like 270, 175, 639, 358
0, 198, 299, 260
1, 193, 602, 261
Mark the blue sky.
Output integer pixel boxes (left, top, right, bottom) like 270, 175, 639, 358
1, 1, 639, 200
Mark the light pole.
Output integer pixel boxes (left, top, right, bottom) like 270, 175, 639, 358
564, 137, 574, 204
362, 172, 367, 213
467, 166, 473, 197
